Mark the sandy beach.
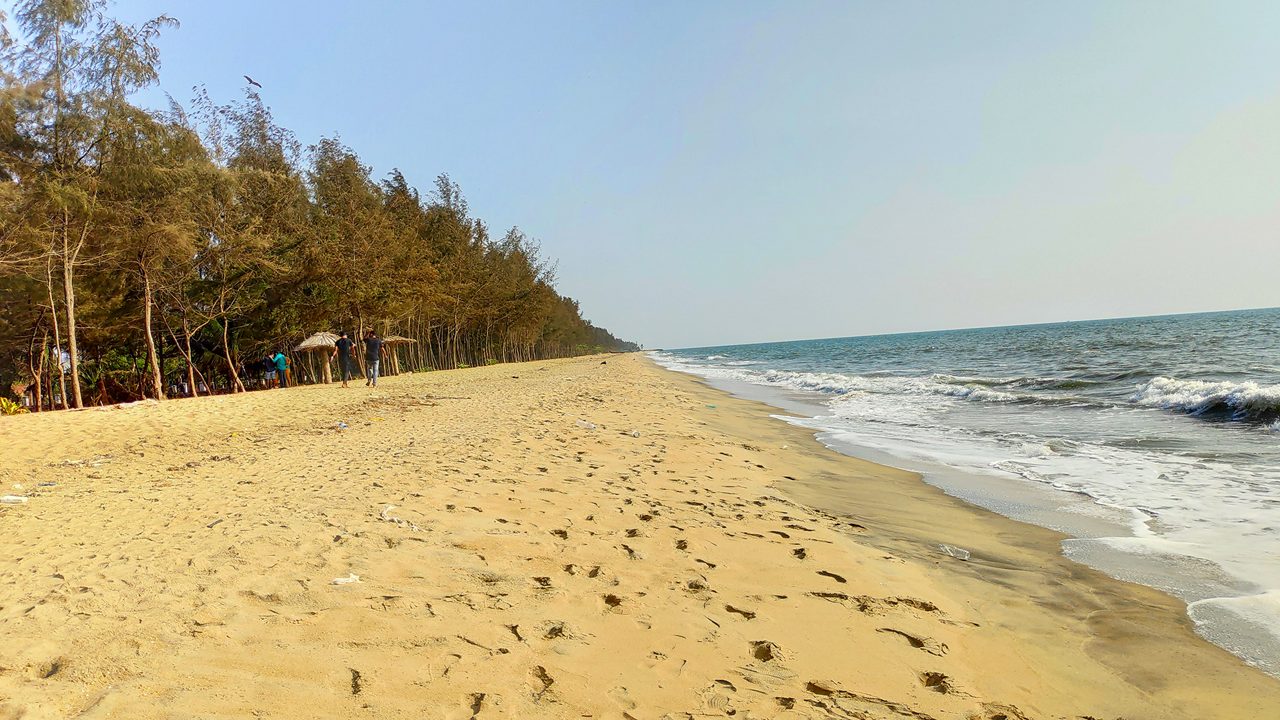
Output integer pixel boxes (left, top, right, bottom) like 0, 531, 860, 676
1, 353, 1277, 720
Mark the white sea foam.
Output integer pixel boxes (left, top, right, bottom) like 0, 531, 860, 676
1187, 591, 1280, 676
652, 354, 1024, 405
1132, 376, 1280, 419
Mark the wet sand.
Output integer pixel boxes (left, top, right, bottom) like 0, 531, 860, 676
1, 353, 1276, 719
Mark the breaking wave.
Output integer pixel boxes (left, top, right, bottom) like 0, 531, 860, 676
1131, 377, 1280, 422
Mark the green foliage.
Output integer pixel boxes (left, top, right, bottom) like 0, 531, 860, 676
0, 2, 636, 408
0, 397, 28, 415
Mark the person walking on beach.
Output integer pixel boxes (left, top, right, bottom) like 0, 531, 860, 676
331, 331, 355, 388
363, 330, 384, 387
271, 350, 290, 389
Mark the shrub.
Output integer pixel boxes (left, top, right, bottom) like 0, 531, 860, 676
0, 398, 29, 416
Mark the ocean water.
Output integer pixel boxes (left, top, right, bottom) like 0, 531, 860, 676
651, 307, 1280, 676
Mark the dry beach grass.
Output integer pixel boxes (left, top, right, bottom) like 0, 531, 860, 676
1, 354, 1277, 719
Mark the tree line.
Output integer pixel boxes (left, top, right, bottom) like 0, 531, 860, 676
0, 1, 637, 410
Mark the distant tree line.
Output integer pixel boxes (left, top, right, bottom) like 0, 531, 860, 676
0, 1, 637, 410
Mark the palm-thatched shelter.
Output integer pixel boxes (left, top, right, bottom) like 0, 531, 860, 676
294, 332, 340, 384
382, 335, 416, 375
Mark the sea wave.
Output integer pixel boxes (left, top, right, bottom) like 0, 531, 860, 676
651, 353, 1102, 408
655, 353, 1280, 425
1131, 377, 1280, 422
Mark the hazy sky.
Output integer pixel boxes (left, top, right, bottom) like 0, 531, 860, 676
107, 0, 1280, 348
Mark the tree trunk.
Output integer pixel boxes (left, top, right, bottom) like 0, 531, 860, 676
46, 260, 67, 409
222, 318, 245, 393
184, 321, 198, 397
142, 269, 166, 400
29, 331, 46, 413
61, 215, 84, 408
354, 317, 366, 377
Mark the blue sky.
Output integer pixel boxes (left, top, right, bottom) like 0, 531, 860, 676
100, 0, 1280, 348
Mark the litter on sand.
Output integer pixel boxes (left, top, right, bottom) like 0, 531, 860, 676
332, 573, 361, 585
575, 419, 597, 430
379, 504, 421, 532
1, 495, 29, 504
938, 544, 971, 561
335, 421, 348, 430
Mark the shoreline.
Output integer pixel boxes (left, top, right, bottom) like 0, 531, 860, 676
1, 353, 1277, 718
650, 357, 1280, 713
652, 354, 1280, 677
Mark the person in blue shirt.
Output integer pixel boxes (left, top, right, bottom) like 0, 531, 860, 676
271, 351, 289, 388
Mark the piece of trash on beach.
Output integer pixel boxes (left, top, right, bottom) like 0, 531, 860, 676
1, 495, 29, 504
576, 420, 597, 430
206, 518, 224, 529
630, 430, 641, 438
379, 504, 421, 532
332, 573, 361, 585
38, 482, 56, 487
335, 421, 348, 430
705, 404, 717, 409
938, 544, 971, 561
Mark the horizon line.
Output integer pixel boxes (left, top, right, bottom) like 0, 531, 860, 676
660, 303, 1280, 352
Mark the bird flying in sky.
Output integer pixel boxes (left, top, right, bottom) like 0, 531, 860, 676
244, 75, 262, 88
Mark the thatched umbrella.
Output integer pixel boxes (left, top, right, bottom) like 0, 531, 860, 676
294, 332, 340, 384
382, 335, 416, 375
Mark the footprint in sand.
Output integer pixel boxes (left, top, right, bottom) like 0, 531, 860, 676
528, 665, 555, 701
919, 671, 956, 694
750, 640, 781, 662
541, 621, 572, 640
698, 681, 736, 714
877, 627, 948, 656
608, 685, 637, 711
435, 653, 463, 679
30, 656, 67, 680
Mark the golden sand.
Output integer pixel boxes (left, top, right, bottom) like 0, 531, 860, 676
1, 354, 1277, 719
